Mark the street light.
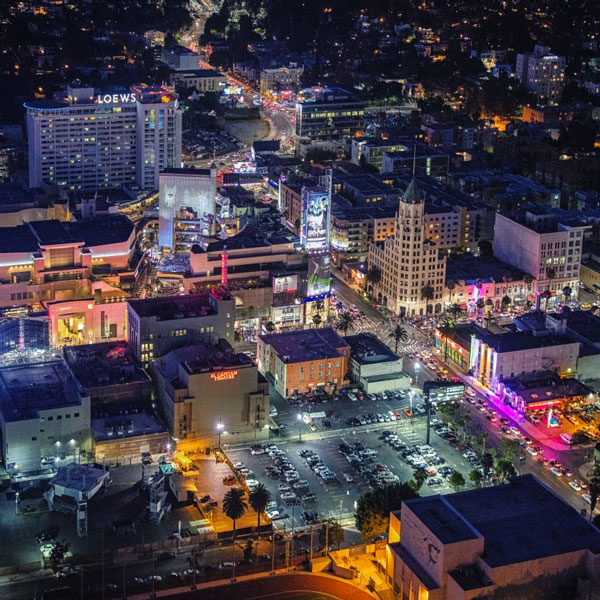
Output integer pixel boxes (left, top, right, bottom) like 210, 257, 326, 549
414, 362, 421, 386
216, 419, 224, 449
409, 391, 414, 431
297, 412, 302, 442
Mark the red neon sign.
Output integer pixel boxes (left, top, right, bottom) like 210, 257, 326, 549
211, 370, 238, 382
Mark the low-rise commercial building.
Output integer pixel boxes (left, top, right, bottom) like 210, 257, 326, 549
345, 333, 410, 392
170, 69, 227, 93
295, 87, 365, 141
257, 327, 350, 397
387, 475, 600, 600
0, 361, 92, 473
153, 340, 270, 450
259, 63, 304, 95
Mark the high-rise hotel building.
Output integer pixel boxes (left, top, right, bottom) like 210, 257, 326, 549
25, 84, 182, 192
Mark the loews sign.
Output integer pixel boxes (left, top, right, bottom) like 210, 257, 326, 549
96, 93, 137, 104
210, 370, 238, 382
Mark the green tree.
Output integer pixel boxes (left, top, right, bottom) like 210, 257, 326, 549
312, 313, 322, 327
481, 452, 494, 478
475, 432, 488, 459
494, 458, 516, 483
449, 470, 465, 492
318, 518, 344, 551
446, 280, 456, 306
562, 286, 572, 303
437, 317, 455, 361
411, 466, 428, 492
388, 324, 408, 355
337, 311, 355, 335
501, 295, 512, 312
421, 284, 435, 315
500, 437, 520, 462
359, 512, 389, 543
49, 539, 70, 570
264, 321, 276, 333
469, 469, 484, 489
447, 303, 463, 320
365, 267, 382, 291
355, 482, 418, 534
223, 487, 248, 543
248, 483, 271, 535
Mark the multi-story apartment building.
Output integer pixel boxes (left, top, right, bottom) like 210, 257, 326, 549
494, 208, 588, 301
368, 179, 446, 317
295, 87, 365, 140
516, 45, 566, 104
25, 84, 182, 192
259, 63, 304, 95
350, 137, 408, 172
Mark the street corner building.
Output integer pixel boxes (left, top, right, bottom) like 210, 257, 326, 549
386, 474, 600, 600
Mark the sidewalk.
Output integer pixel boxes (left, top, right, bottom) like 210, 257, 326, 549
460, 374, 568, 452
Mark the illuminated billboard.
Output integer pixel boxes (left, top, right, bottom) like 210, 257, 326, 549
301, 188, 330, 251
158, 169, 217, 249
273, 274, 298, 294
307, 254, 331, 297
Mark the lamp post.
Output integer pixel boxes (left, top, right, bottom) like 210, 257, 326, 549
409, 391, 414, 432
216, 419, 224, 449
297, 412, 302, 442
414, 362, 421, 386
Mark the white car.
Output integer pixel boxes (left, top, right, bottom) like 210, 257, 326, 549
280, 491, 296, 501
550, 467, 563, 477
569, 481, 582, 492
278, 483, 290, 492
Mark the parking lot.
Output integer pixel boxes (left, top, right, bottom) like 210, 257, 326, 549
227, 417, 481, 534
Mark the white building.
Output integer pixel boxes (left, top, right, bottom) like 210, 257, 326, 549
493, 210, 587, 302
368, 179, 446, 317
0, 361, 92, 473
259, 63, 304, 95
516, 45, 566, 104
170, 69, 227, 93
158, 167, 217, 251
25, 84, 182, 192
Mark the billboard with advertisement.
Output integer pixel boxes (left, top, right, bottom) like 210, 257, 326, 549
301, 188, 330, 251
272, 274, 298, 294
307, 253, 331, 297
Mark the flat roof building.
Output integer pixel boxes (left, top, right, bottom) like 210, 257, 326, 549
0, 360, 91, 473
388, 475, 600, 600
345, 333, 410, 393
127, 291, 235, 368
257, 327, 350, 397
153, 339, 269, 450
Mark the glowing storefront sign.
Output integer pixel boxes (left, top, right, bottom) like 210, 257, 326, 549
96, 93, 137, 104
210, 370, 238, 382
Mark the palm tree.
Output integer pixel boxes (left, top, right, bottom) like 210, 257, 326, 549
476, 297, 485, 317
545, 267, 556, 307
562, 286, 572, 304
337, 311, 355, 335
365, 267, 382, 291
265, 321, 276, 333
446, 280, 456, 306
448, 303, 463, 320
501, 295, 511, 312
411, 466, 428, 491
421, 284, 435, 315
388, 324, 408, 354
223, 487, 248, 545
438, 318, 455, 361
248, 483, 271, 536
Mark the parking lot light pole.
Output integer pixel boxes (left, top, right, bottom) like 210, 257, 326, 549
297, 412, 302, 442
216, 419, 224, 449
410, 391, 414, 432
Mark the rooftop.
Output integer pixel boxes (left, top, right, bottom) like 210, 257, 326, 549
475, 328, 577, 354
345, 333, 400, 365
92, 411, 166, 442
50, 463, 107, 493
64, 342, 150, 389
259, 327, 349, 363
128, 292, 215, 321
446, 254, 528, 285
444, 475, 600, 566
0, 361, 83, 422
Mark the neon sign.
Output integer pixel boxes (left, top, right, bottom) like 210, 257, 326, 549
96, 93, 137, 104
210, 370, 238, 382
